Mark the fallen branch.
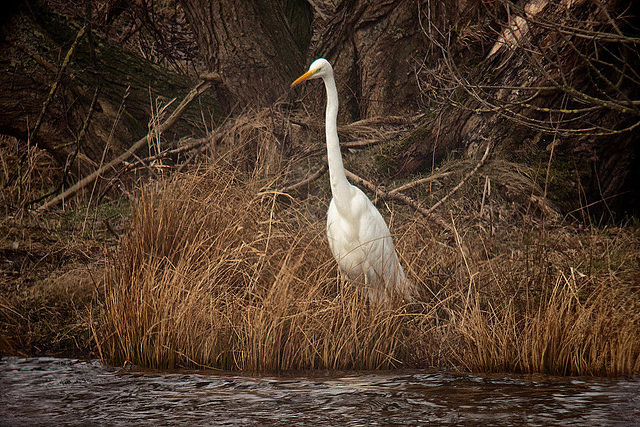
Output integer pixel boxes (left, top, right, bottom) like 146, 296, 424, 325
278, 161, 453, 230
389, 171, 453, 194
345, 114, 425, 127
35, 80, 212, 213
342, 139, 380, 149
96, 136, 212, 200
121, 136, 211, 172
425, 141, 492, 215
280, 164, 328, 193
344, 170, 452, 231
277, 133, 489, 233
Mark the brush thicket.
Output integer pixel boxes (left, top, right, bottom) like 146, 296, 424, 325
99, 132, 640, 374
100, 166, 424, 370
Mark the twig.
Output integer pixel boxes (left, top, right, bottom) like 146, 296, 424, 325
12, 25, 88, 198
280, 164, 328, 193
346, 114, 424, 127
26, 85, 101, 207
426, 141, 492, 215
28, 25, 87, 148
97, 135, 212, 199
344, 170, 452, 231
96, 136, 212, 199
35, 80, 212, 213
389, 171, 452, 194
122, 136, 211, 172
342, 139, 380, 149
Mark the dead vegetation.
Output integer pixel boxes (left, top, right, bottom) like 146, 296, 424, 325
99, 166, 419, 370
0, 134, 123, 357
2, 93, 639, 375
2, 94, 639, 375
2, 0, 639, 375
96, 143, 639, 374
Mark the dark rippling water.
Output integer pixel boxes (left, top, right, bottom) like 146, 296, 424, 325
0, 357, 639, 426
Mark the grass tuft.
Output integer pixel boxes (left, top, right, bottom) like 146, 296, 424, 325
100, 166, 423, 370
98, 161, 640, 375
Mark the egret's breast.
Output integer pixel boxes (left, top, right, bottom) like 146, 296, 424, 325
326, 200, 368, 279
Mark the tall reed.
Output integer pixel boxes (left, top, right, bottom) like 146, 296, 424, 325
99, 163, 640, 375
448, 225, 640, 376
100, 166, 422, 370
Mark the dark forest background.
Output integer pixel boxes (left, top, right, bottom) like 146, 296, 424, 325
0, 0, 638, 220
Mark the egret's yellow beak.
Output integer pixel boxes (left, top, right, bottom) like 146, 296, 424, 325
291, 68, 318, 88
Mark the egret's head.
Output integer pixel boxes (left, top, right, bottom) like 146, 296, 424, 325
291, 58, 332, 87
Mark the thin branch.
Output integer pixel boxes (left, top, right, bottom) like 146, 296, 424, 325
97, 136, 211, 202
426, 140, 492, 215
26, 85, 102, 207
28, 25, 88, 148
389, 171, 452, 194
343, 170, 452, 231
35, 80, 212, 213
128, 136, 211, 170
346, 115, 424, 127
342, 139, 381, 149
280, 164, 328, 193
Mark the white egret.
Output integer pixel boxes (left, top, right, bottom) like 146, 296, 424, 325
291, 58, 413, 305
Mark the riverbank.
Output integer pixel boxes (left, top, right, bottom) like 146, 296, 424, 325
0, 201, 125, 358
1, 139, 639, 375
97, 164, 640, 375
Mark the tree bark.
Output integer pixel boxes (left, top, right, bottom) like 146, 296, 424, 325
0, 2, 221, 178
177, 0, 638, 217
314, 0, 495, 121
3, 0, 637, 218
179, 0, 312, 107
394, 0, 640, 218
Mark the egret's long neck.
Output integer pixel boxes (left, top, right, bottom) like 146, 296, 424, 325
323, 74, 351, 208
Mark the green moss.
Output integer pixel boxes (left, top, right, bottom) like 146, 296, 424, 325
527, 146, 586, 214
29, 5, 222, 138
373, 125, 431, 176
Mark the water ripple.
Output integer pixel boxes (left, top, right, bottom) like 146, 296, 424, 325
1, 357, 639, 426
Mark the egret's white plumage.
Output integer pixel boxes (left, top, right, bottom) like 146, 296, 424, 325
292, 58, 413, 304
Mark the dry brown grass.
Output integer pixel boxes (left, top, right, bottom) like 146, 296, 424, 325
436, 205, 640, 376
99, 166, 427, 370
1, 90, 635, 375
0, 135, 62, 215
454, 272, 640, 376
98, 156, 640, 375
0, 133, 128, 357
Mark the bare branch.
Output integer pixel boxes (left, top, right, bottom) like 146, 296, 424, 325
389, 171, 452, 194
343, 170, 452, 231
280, 164, 328, 193
35, 80, 212, 213
426, 141, 492, 216
28, 25, 88, 148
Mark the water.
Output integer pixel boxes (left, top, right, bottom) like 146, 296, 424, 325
0, 357, 639, 426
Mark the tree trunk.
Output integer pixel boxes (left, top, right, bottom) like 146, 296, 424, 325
316, 0, 486, 121
3, 0, 637, 218
176, 0, 638, 217
179, 0, 312, 107
394, 0, 640, 219
0, 2, 222, 179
